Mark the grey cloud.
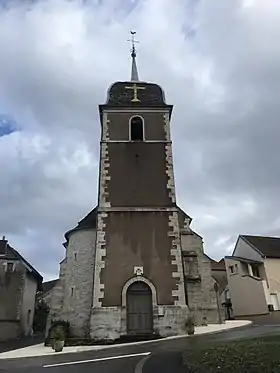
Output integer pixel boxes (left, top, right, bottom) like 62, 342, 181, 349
1, 0, 280, 279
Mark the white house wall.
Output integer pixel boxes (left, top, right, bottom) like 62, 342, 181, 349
264, 258, 280, 309
234, 237, 263, 262
225, 257, 268, 317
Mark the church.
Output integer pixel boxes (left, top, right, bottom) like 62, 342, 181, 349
48, 36, 223, 341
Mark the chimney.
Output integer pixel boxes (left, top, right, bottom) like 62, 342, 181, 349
0, 236, 7, 255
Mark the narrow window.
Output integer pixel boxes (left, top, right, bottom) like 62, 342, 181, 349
71, 287, 74, 296
74, 253, 77, 261
6, 262, 14, 272
27, 309, 31, 326
130, 116, 144, 141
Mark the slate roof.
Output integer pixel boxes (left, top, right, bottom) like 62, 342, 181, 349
64, 205, 195, 244
211, 258, 226, 271
225, 255, 262, 264
42, 279, 58, 295
241, 235, 280, 259
64, 207, 97, 241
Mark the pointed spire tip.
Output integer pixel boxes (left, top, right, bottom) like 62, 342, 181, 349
128, 31, 139, 81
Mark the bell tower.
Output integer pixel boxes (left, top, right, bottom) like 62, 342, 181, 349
91, 32, 189, 340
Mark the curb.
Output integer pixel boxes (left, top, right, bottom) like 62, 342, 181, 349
0, 321, 253, 360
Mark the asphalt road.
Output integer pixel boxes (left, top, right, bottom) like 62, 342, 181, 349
1, 324, 280, 373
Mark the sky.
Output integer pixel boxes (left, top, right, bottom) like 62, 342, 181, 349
1, 0, 280, 281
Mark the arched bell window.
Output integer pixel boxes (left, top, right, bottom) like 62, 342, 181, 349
130, 116, 144, 141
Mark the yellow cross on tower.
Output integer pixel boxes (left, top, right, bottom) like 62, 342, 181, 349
125, 83, 146, 102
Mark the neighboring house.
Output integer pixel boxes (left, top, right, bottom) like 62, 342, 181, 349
207, 257, 232, 320
208, 257, 227, 296
225, 235, 280, 318
0, 236, 43, 341
37, 279, 58, 307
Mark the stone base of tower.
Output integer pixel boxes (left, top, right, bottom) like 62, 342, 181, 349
90, 305, 190, 341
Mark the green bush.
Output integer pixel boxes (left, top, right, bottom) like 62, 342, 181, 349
53, 326, 65, 341
51, 319, 70, 338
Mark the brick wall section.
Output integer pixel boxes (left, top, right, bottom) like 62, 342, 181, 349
61, 229, 96, 337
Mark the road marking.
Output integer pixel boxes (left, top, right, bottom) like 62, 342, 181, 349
43, 351, 151, 368
134, 353, 152, 373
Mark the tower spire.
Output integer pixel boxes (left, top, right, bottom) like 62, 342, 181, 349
127, 31, 139, 81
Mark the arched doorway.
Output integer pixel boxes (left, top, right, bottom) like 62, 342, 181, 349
126, 281, 153, 335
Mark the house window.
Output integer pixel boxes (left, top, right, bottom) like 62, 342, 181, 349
27, 309, 31, 326
251, 264, 260, 278
130, 116, 144, 141
229, 264, 238, 275
6, 262, 14, 272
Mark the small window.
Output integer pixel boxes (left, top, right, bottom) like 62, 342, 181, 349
251, 265, 260, 278
229, 264, 238, 275
6, 262, 14, 272
130, 116, 144, 141
74, 253, 77, 261
71, 287, 74, 296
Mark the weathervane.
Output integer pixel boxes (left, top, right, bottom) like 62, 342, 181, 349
127, 31, 139, 58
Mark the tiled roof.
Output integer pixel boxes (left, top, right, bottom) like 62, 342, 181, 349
241, 235, 280, 259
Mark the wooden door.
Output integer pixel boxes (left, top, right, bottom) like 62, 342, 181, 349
126, 281, 153, 335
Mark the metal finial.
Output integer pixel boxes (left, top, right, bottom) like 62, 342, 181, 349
127, 30, 139, 58
127, 31, 139, 81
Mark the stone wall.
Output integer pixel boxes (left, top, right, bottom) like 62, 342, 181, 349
181, 224, 224, 325
90, 303, 190, 340
0, 261, 25, 322
154, 304, 189, 336
0, 321, 20, 341
62, 229, 96, 338
90, 306, 122, 341
49, 229, 96, 338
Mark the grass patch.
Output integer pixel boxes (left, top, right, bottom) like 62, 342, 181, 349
182, 334, 280, 372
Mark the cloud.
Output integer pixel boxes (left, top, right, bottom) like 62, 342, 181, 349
0, 0, 280, 280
